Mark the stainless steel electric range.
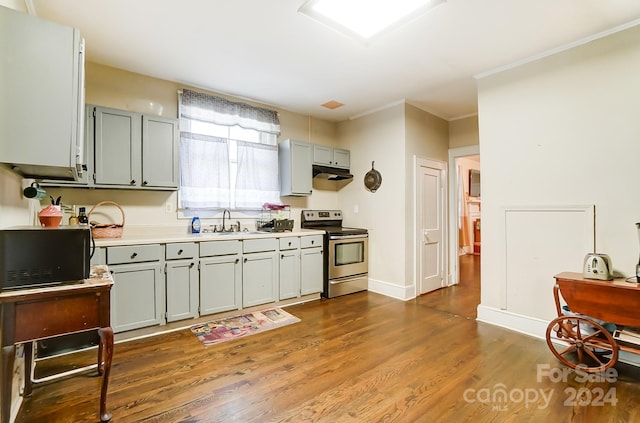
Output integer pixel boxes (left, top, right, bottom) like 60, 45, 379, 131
301, 210, 368, 298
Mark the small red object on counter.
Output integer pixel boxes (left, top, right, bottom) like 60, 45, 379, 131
38, 205, 63, 228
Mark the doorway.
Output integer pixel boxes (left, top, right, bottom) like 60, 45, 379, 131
447, 146, 480, 289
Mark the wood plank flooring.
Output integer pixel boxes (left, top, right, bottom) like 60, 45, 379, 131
16, 255, 640, 422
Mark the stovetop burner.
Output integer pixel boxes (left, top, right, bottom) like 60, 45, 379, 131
300, 210, 368, 236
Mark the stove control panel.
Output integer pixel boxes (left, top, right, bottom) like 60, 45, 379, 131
302, 210, 342, 222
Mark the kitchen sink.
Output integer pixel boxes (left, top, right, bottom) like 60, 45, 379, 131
198, 231, 265, 236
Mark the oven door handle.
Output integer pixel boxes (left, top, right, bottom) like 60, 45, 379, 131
329, 234, 368, 240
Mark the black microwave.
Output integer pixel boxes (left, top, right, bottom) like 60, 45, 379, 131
0, 226, 91, 291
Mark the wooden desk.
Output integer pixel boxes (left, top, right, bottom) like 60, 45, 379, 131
0, 265, 114, 423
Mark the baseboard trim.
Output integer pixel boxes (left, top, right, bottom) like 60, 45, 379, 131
476, 305, 549, 340
368, 278, 415, 301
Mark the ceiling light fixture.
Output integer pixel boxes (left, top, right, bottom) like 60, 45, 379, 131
299, 0, 445, 42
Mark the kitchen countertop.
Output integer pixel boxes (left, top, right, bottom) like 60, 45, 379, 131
92, 226, 325, 247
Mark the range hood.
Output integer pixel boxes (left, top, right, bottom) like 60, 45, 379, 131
312, 164, 354, 181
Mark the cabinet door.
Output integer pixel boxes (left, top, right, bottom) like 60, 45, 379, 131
312, 144, 333, 166
94, 107, 141, 186
243, 251, 277, 307
301, 247, 324, 295
279, 249, 300, 300
40, 103, 93, 187
200, 255, 241, 315
0, 7, 84, 180
278, 139, 312, 196
333, 148, 350, 169
166, 260, 199, 322
142, 115, 179, 188
109, 262, 164, 333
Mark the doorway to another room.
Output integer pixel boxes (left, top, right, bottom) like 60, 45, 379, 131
447, 146, 481, 315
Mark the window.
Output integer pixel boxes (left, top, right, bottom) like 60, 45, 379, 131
178, 89, 281, 212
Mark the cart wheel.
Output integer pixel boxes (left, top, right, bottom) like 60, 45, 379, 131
546, 315, 618, 373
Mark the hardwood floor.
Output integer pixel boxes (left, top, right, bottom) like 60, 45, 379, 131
17, 260, 640, 422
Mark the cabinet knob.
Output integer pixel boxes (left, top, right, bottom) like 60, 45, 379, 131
142, 180, 148, 186
131, 252, 138, 259
244, 258, 248, 263
178, 249, 183, 255
130, 179, 136, 185
311, 240, 315, 245
281, 254, 284, 259
189, 262, 194, 268
235, 258, 240, 264
288, 241, 291, 246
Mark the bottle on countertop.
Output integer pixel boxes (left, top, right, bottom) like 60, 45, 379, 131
78, 207, 88, 225
68, 205, 79, 226
191, 216, 201, 233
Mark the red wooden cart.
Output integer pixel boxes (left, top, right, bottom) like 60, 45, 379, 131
546, 272, 640, 373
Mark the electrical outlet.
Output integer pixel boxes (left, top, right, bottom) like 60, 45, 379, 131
165, 202, 173, 213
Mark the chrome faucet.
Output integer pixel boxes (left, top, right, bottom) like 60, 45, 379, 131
222, 209, 231, 232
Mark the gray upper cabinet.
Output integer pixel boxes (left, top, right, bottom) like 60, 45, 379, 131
93, 105, 179, 189
40, 104, 93, 187
312, 144, 350, 169
312, 144, 332, 166
278, 139, 312, 196
0, 6, 85, 181
94, 106, 140, 186
332, 148, 350, 169
142, 115, 179, 188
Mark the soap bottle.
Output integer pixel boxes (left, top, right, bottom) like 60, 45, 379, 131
191, 216, 201, 233
68, 205, 79, 226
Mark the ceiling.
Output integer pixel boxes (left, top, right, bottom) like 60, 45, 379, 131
28, 0, 640, 122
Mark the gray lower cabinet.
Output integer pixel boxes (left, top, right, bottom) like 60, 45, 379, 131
165, 243, 199, 322
300, 235, 324, 295
199, 240, 242, 315
243, 238, 278, 307
109, 262, 164, 333
107, 244, 164, 333
96, 234, 322, 334
278, 237, 300, 300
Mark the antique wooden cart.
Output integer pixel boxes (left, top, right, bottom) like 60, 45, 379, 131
546, 272, 640, 373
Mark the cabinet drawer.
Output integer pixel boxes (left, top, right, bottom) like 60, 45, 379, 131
301, 235, 323, 249
243, 238, 277, 253
107, 244, 162, 264
279, 237, 300, 251
200, 240, 241, 257
166, 242, 197, 260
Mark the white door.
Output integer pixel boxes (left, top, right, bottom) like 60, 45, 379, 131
417, 158, 446, 295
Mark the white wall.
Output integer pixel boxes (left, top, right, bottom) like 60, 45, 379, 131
337, 104, 407, 295
477, 23, 640, 336
0, 166, 34, 228
449, 115, 479, 148
336, 103, 449, 299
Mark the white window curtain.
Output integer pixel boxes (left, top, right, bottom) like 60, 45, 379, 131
179, 132, 230, 209
178, 89, 281, 211
235, 141, 279, 208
